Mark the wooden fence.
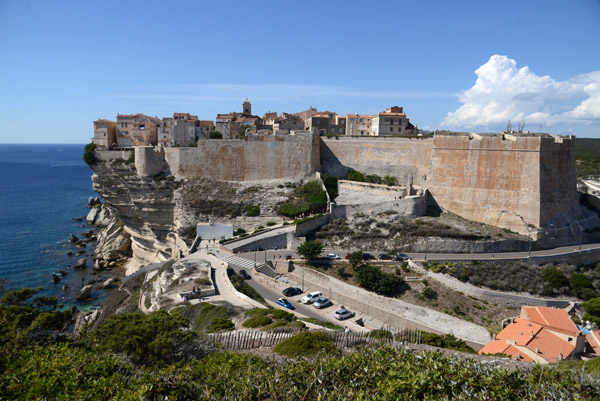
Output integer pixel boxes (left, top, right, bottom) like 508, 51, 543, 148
209, 327, 423, 351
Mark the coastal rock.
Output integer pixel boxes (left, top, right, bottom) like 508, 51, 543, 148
67, 250, 73, 256
86, 207, 100, 224
76, 284, 93, 301
94, 207, 112, 227
88, 197, 102, 207
101, 276, 120, 289
73, 258, 87, 269
94, 217, 131, 263
71, 217, 83, 222
69, 233, 79, 242
52, 273, 61, 283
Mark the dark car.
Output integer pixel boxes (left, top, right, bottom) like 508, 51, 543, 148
378, 253, 393, 260
394, 253, 410, 261
285, 254, 293, 260
282, 287, 302, 297
362, 253, 376, 260
239, 270, 250, 279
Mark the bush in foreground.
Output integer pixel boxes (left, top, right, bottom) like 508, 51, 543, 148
273, 331, 339, 357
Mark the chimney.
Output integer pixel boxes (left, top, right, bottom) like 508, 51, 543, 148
535, 347, 540, 353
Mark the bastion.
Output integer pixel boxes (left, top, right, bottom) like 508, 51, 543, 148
123, 131, 591, 237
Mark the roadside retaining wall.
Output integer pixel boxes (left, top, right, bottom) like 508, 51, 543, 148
286, 264, 491, 345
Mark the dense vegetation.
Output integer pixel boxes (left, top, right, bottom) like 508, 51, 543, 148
345, 170, 398, 186
575, 138, 600, 179
242, 308, 305, 330
353, 263, 409, 297
82, 142, 97, 166
273, 330, 338, 357
426, 260, 600, 299
278, 180, 328, 217
171, 303, 235, 333
1, 287, 599, 399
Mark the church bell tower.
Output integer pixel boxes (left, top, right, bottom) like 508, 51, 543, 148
243, 98, 252, 115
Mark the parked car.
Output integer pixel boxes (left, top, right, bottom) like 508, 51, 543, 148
282, 287, 302, 297
313, 296, 332, 309
345, 253, 353, 259
301, 291, 322, 304
285, 254, 293, 260
334, 308, 355, 320
362, 253, 376, 261
327, 253, 340, 260
276, 298, 294, 310
239, 270, 250, 279
394, 253, 410, 261
378, 253, 393, 260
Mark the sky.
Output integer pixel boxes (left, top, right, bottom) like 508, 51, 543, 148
0, 0, 599, 143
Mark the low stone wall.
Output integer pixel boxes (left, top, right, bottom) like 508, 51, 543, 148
223, 226, 296, 253
336, 180, 408, 205
294, 214, 334, 237
286, 264, 491, 345
333, 196, 426, 219
408, 261, 571, 308
96, 150, 131, 161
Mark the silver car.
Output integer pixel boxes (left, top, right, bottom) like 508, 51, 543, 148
334, 308, 355, 320
313, 296, 332, 309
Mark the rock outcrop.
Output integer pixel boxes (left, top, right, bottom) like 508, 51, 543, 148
76, 284, 93, 301
90, 158, 296, 275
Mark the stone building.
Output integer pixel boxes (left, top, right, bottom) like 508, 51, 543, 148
92, 119, 117, 149
116, 113, 160, 147
371, 106, 417, 136
294, 106, 318, 123
345, 114, 372, 136
216, 99, 262, 139
306, 112, 346, 135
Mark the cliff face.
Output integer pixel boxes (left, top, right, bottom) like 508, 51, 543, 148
91, 158, 298, 273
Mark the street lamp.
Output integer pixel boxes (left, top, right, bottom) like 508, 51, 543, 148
424, 237, 428, 262
579, 225, 584, 251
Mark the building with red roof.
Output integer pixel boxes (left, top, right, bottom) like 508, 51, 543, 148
479, 306, 589, 364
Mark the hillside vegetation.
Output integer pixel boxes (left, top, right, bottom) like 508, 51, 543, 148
1, 287, 599, 400
575, 137, 600, 179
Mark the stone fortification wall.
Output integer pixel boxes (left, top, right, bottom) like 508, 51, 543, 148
320, 137, 433, 185
136, 132, 319, 181
427, 133, 576, 235
95, 149, 131, 162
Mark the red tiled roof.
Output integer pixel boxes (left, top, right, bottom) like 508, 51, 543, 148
585, 330, 600, 356
197, 120, 214, 127
94, 119, 115, 124
520, 306, 579, 336
526, 329, 575, 363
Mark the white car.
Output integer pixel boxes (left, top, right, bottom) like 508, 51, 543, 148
302, 291, 322, 304
327, 253, 340, 259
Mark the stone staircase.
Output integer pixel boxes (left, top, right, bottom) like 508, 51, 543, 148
255, 262, 281, 279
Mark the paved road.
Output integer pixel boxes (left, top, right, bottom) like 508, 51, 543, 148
233, 242, 600, 264
225, 258, 336, 321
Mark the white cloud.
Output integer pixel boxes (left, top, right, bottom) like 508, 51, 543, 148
441, 55, 600, 132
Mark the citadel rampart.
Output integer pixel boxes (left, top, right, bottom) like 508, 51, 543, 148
120, 131, 587, 236
135, 131, 320, 181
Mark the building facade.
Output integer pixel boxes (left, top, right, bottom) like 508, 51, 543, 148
371, 106, 417, 136
92, 119, 117, 149
116, 113, 160, 147
345, 114, 372, 136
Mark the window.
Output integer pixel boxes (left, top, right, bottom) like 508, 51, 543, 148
359, 118, 363, 122
390, 127, 394, 132
390, 118, 394, 125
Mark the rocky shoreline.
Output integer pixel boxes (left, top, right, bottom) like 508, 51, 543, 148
62, 196, 135, 332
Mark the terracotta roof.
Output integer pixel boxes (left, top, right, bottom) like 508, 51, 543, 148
520, 306, 579, 335
526, 329, 575, 363
502, 345, 535, 362
94, 119, 115, 124
197, 120, 214, 127
585, 330, 600, 356
217, 115, 234, 120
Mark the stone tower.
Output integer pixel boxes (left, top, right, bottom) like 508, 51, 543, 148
243, 98, 251, 115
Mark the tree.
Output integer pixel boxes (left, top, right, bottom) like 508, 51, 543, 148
542, 267, 569, 290
208, 130, 223, 139
583, 297, 600, 317
238, 124, 251, 139
297, 240, 323, 260
349, 251, 363, 269
83, 143, 97, 166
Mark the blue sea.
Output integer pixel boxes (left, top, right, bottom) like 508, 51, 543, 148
0, 144, 109, 308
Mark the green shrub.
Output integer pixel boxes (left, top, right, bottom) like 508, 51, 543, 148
208, 130, 223, 139
421, 287, 438, 300
368, 329, 393, 340
421, 332, 475, 353
207, 317, 235, 333
354, 264, 408, 297
171, 303, 232, 333
236, 228, 246, 234
127, 151, 135, 163
245, 204, 260, 217
242, 315, 273, 328
543, 267, 570, 290
273, 331, 338, 357
266, 221, 276, 226
83, 143, 97, 166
